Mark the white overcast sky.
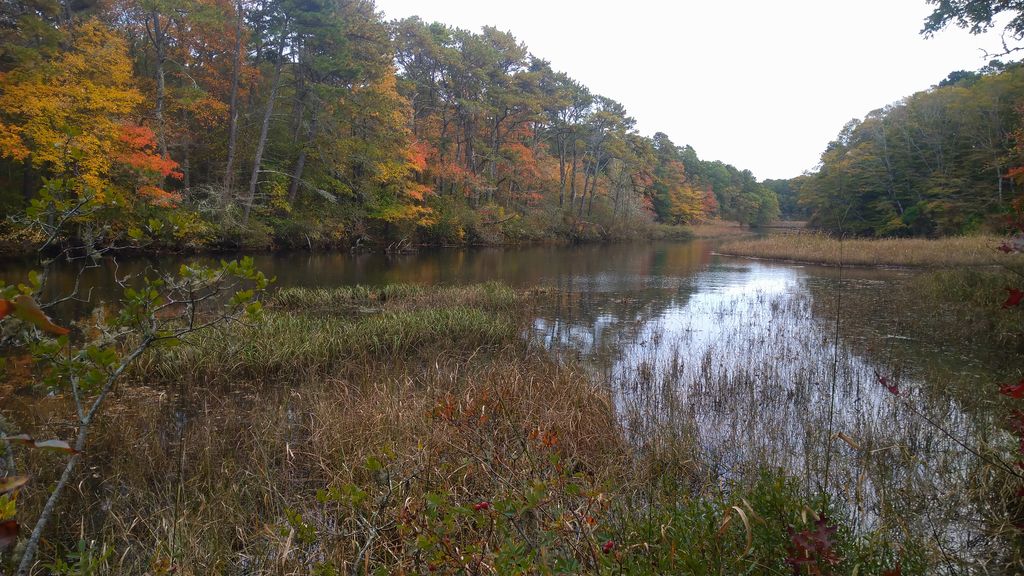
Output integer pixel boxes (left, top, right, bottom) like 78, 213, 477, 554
374, 0, 1008, 180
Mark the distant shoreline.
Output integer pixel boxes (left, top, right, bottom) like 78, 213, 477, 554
717, 233, 1015, 268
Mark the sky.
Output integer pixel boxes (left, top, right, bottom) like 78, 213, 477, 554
373, 0, 1009, 181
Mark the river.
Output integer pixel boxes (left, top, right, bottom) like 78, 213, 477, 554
3, 240, 1012, 565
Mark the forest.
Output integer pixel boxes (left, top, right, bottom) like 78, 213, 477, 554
4, 0, 1024, 251
794, 62, 1024, 236
0, 0, 780, 254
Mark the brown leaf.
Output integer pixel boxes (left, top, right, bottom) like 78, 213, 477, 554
5, 434, 33, 446
12, 294, 69, 336
836, 432, 861, 450
0, 476, 29, 494
32, 439, 77, 453
5, 435, 78, 454
0, 519, 17, 550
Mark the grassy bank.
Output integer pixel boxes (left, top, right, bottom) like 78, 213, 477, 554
7, 284, 916, 574
682, 220, 759, 239
718, 232, 1018, 267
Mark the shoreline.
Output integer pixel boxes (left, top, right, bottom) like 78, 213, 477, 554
717, 233, 1017, 268
712, 250, 1009, 270
0, 221, 761, 262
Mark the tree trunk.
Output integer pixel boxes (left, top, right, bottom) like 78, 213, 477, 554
997, 164, 1004, 204
21, 157, 35, 204
291, 39, 306, 143
582, 154, 591, 213
181, 139, 191, 189
223, 0, 243, 206
587, 163, 599, 216
242, 35, 286, 226
558, 138, 566, 208
288, 114, 317, 205
568, 142, 578, 208
150, 12, 169, 159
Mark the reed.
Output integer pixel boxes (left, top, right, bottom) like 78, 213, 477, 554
719, 232, 1018, 267
9, 283, 920, 574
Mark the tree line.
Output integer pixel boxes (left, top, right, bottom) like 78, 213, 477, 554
794, 62, 1024, 236
792, 0, 1024, 237
0, 0, 778, 251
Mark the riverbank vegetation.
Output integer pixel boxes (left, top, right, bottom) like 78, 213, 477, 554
751, 2, 1024, 239
787, 59, 1024, 237
718, 233, 1017, 267
4, 284, 916, 574
0, 1, 779, 256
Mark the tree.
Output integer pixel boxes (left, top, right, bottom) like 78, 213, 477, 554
799, 64, 1024, 236
0, 19, 180, 207
923, 0, 1024, 56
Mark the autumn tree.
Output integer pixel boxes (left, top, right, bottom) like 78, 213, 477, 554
0, 19, 181, 212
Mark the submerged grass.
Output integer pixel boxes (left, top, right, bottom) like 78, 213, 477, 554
9, 283, 919, 574
270, 281, 518, 313
719, 232, 1018, 267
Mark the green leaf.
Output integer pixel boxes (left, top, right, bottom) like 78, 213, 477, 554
365, 456, 383, 473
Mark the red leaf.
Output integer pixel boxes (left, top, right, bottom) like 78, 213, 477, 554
1011, 411, 1024, 433
786, 515, 841, 570
1004, 288, 1024, 309
0, 520, 17, 551
811, 516, 838, 547
875, 370, 899, 396
1001, 379, 1024, 399
0, 299, 12, 320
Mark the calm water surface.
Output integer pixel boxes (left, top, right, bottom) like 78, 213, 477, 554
4, 240, 1008, 565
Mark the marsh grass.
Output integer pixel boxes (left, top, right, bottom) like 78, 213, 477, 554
684, 220, 756, 239
719, 232, 1019, 267
802, 268, 1024, 570
535, 268, 1024, 572
137, 283, 521, 386
270, 281, 518, 314
8, 283, 913, 574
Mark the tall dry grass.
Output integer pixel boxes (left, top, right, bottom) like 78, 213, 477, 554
11, 285, 633, 573
7, 283, 921, 574
719, 232, 1018, 267
683, 220, 757, 239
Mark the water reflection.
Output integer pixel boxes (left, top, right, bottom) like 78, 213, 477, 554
536, 255, 1000, 566
3, 241, 1009, 565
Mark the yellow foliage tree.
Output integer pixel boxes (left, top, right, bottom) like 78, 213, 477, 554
0, 19, 144, 200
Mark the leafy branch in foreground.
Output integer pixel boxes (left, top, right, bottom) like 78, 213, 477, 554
0, 257, 269, 575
